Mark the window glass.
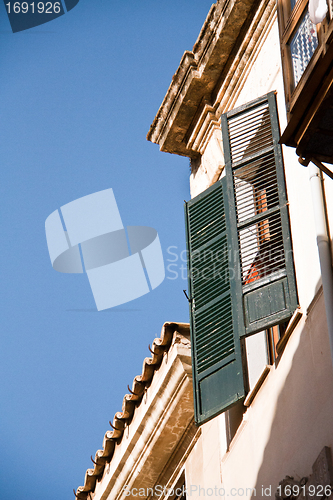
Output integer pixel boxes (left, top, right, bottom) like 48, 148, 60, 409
245, 331, 269, 390
290, 10, 318, 86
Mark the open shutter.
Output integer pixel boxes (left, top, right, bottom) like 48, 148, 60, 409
221, 92, 298, 336
185, 92, 297, 425
185, 178, 245, 425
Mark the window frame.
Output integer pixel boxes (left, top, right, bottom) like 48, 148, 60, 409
277, 0, 333, 153
277, 0, 328, 112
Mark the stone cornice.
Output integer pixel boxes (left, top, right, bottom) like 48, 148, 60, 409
147, 0, 275, 158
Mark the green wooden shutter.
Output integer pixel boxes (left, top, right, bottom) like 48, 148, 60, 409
221, 92, 298, 336
185, 178, 245, 425
185, 92, 298, 425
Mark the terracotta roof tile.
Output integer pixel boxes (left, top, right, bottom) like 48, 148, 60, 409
74, 322, 190, 499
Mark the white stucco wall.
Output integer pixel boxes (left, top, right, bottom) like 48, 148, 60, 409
185, 292, 333, 500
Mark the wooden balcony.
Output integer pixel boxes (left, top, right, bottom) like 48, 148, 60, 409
278, 0, 333, 164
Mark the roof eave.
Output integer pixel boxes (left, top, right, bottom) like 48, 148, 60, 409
147, 0, 258, 157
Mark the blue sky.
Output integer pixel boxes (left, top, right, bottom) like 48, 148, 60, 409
0, 1, 213, 498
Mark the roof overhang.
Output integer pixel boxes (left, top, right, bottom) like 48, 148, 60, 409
147, 0, 261, 157
75, 323, 196, 500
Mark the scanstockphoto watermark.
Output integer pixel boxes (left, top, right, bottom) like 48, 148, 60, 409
3, 0, 80, 33
45, 189, 165, 311
122, 485, 257, 497
166, 245, 294, 282
166, 245, 233, 282
166, 246, 189, 280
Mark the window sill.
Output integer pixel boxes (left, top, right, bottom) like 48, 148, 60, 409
276, 307, 303, 356
244, 365, 271, 407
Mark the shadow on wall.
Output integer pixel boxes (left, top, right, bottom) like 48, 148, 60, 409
250, 285, 333, 499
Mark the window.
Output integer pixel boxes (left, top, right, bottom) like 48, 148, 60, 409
290, 9, 318, 87
277, 0, 333, 163
277, 0, 324, 105
278, 0, 320, 96
184, 93, 298, 425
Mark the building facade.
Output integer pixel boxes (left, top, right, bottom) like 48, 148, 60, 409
75, 1, 333, 498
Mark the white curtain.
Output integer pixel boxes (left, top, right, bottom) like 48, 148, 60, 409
309, 0, 328, 24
